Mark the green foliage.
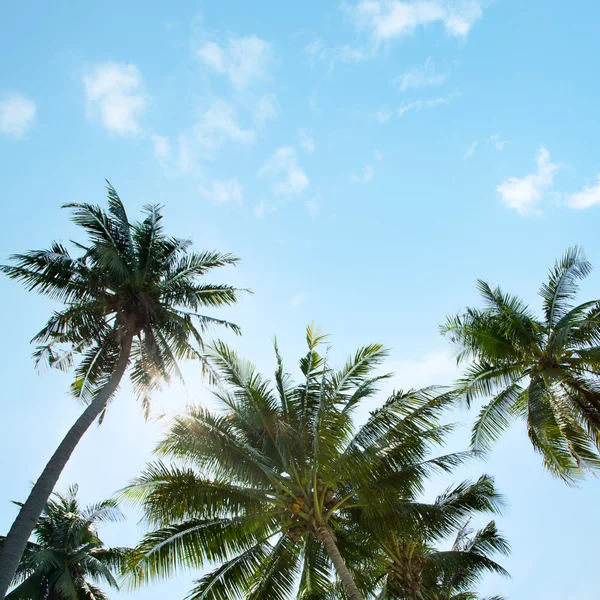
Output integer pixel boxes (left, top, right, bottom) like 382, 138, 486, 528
1, 182, 243, 413
355, 479, 509, 600
1, 485, 129, 599
442, 246, 600, 482
122, 326, 503, 600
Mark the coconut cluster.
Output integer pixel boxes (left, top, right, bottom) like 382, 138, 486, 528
279, 482, 339, 543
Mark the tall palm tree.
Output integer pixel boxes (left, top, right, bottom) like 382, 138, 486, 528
365, 480, 509, 600
123, 326, 482, 600
1, 485, 129, 599
441, 246, 600, 482
0, 183, 243, 598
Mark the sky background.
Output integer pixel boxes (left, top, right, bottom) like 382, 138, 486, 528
2, 1, 600, 598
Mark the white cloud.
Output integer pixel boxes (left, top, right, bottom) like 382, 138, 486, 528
254, 201, 267, 217
0, 93, 36, 138
350, 0, 484, 42
397, 92, 456, 117
565, 176, 600, 209
196, 35, 272, 89
298, 128, 315, 152
352, 164, 374, 183
291, 293, 307, 308
463, 139, 477, 160
193, 99, 255, 149
254, 94, 278, 125
258, 146, 309, 195
497, 147, 557, 216
374, 149, 384, 161
83, 63, 147, 136
199, 178, 243, 205
398, 58, 447, 92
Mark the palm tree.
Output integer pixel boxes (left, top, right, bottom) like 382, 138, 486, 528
0, 183, 244, 598
1, 485, 129, 599
441, 246, 600, 482
123, 326, 483, 600
366, 479, 510, 600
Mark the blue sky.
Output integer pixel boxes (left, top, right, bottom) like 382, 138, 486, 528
2, 1, 600, 598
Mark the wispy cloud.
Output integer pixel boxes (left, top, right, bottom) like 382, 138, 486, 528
312, 2, 484, 71
497, 147, 557, 216
151, 134, 195, 175
397, 92, 456, 117
352, 164, 374, 183
305, 39, 327, 66
254, 94, 278, 125
565, 177, 600, 209
397, 58, 447, 92
464, 139, 477, 160
151, 99, 254, 175
489, 133, 509, 150
83, 63, 147, 136
199, 178, 243, 205
258, 146, 309, 195
196, 35, 272, 89
298, 128, 315, 152
194, 99, 255, 148
0, 93, 36, 138
328, 44, 370, 70
349, 0, 484, 42
375, 105, 393, 123
305, 36, 370, 71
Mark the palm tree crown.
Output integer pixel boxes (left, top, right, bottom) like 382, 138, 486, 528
374, 504, 509, 599
1, 485, 129, 600
123, 326, 499, 600
2, 182, 242, 408
0, 183, 244, 600
441, 246, 600, 482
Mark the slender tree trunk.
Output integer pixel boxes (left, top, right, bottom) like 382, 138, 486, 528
317, 525, 365, 600
0, 335, 133, 600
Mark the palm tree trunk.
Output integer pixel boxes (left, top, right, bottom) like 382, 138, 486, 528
317, 525, 365, 600
0, 335, 133, 600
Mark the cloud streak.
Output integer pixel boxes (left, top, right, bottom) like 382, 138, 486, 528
398, 58, 447, 92
397, 92, 456, 117
464, 140, 477, 160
